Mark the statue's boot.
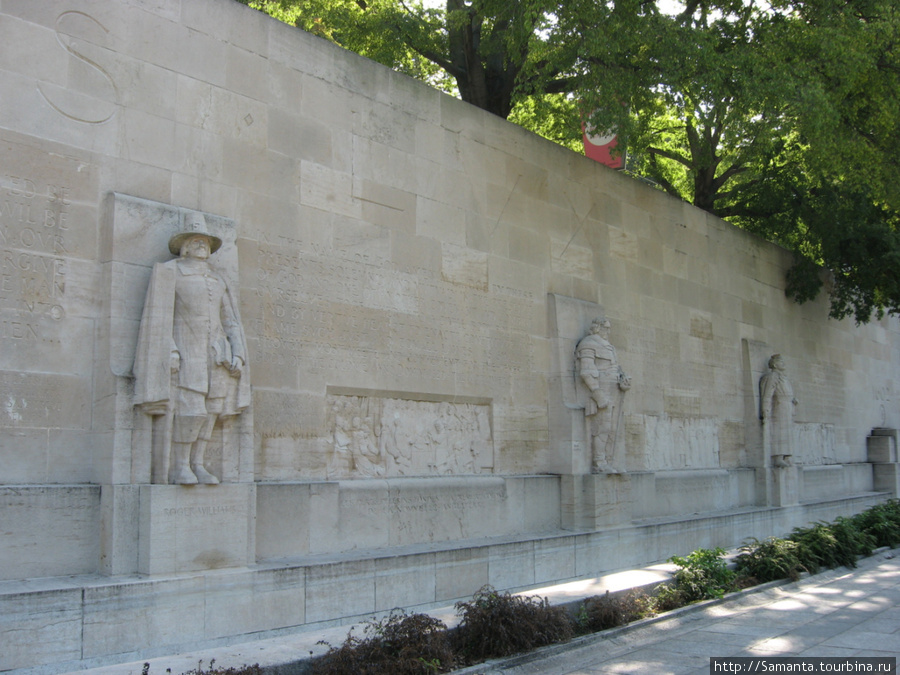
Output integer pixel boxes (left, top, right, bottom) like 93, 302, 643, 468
190, 414, 219, 484
170, 443, 198, 484
171, 416, 204, 485
190, 463, 219, 484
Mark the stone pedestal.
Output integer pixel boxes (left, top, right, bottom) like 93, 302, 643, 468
561, 473, 632, 530
868, 428, 900, 497
771, 465, 799, 507
138, 484, 255, 575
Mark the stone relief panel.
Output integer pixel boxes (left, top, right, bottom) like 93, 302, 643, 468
325, 394, 493, 478
792, 423, 837, 466
625, 414, 721, 472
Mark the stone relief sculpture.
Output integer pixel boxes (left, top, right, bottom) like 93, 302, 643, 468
325, 396, 492, 477
133, 213, 251, 485
576, 317, 631, 473
759, 353, 797, 465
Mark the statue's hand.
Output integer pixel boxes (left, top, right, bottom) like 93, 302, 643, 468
170, 351, 180, 373
228, 355, 244, 374
618, 373, 631, 391
591, 389, 610, 410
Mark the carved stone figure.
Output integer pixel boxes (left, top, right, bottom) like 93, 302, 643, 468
576, 317, 631, 473
759, 353, 798, 463
325, 395, 493, 477
133, 213, 250, 485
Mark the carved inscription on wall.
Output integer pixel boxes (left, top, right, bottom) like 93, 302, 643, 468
0, 175, 70, 318
326, 395, 494, 478
249, 239, 536, 392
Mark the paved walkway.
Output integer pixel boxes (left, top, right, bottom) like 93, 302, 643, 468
56, 550, 899, 675
463, 550, 900, 674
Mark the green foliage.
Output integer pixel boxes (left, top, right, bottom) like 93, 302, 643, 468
735, 537, 808, 583
849, 499, 900, 548
830, 517, 877, 561
560, 0, 900, 322
311, 610, 454, 675
240, 0, 572, 118
578, 590, 656, 633
789, 519, 875, 572
788, 522, 840, 573
242, 0, 900, 322
452, 585, 573, 662
668, 547, 737, 602
508, 93, 583, 152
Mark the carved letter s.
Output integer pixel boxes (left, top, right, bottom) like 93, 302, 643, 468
38, 11, 118, 124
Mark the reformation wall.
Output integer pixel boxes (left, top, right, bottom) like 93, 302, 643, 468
1, 0, 899, 670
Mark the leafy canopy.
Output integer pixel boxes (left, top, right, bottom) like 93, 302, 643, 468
240, 0, 900, 322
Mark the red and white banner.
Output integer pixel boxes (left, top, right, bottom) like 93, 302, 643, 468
583, 124, 624, 169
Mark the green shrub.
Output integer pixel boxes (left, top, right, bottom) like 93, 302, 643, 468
311, 610, 454, 675
788, 522, 837, 573
668, 547, 737, 602
850, 499, 900, 548
830, 516, 876, 563
452, 585, 573, 662
790, 517, 876, 573
579, 590, 656, 632
651, 582, 688, 612
735, 537, 807, 583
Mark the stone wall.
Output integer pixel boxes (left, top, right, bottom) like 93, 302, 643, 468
1, 0, 899, 669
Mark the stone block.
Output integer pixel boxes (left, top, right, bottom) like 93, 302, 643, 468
488, 541, 535, 590
0, 486, 100, 580
204, 568, 306, 638
255, 483, 313, 560
0, 586, 83, 670
873, 463, 900, 497
138, 484, 255, 575
305, 560, 376, 623
769, 466, 798, 507
82, 576, 207, 658
534, 536, 576, 582
868, 429, 898, 463
434, 549, 488, 603
374, 554, 436, 611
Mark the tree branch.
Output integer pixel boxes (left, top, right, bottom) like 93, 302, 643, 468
647, 145, 693, 169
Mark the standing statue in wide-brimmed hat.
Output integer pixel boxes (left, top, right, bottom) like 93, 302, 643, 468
133, 212, 250, 484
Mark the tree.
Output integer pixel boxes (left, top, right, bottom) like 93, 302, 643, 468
559, 0, 900, 321
242, 0, 900, 321
240, 0, 579, 119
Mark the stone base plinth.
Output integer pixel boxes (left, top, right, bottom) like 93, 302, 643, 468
255, 477, 560, 560
0, 486, 101, 581
873, 463, 900, 497
2, 491, 890, 673
138, 484, 255, 575
772, 465, 799, 506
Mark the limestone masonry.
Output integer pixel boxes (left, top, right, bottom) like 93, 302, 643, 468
1, 1, 898, 671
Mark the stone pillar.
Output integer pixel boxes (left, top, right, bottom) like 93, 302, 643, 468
560, 473, 633, 530
770, 464, 799, 506
868, 428, 900, 497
